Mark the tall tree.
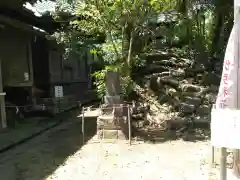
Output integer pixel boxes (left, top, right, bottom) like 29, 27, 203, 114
54, 0, 173, 75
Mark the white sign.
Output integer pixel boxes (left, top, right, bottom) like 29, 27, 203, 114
211, 10, 240, 149
211, 109, 240, 148
24, 72, 29, 81
54, 86, 63, 98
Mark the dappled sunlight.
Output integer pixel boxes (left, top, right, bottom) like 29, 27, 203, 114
46, 138, 210, 180
0, 111, 97, 180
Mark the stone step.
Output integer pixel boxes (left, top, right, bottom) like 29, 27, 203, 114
101, 104, 129, 116
97, 115, 128, 130
104, 95, 122, 104
97, 129, 127, 140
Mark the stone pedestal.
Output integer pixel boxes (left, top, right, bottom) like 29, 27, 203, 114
98, 70, 130, 140
97, 114, 129, 140
104, 95, 122, 105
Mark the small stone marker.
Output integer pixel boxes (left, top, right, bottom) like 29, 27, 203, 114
104, 71, 122, 104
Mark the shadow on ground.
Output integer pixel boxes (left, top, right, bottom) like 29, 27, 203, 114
133, 126, 210, 143
0, 110, 97, 180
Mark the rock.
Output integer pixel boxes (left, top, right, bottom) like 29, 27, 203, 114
181, 79, 188, 84
149, 76, 159, 91
181, 92, 203, 98
181, 84, 202, 93
179, 103, 195, 114
185, 67, 205, 77
196, 105, 211, 115
205, 93, 216, 103
192, 116, 210, 128
208, 85, 219, 93
160, 76, 179, 89
132, 121, 139, 128
145, 64, 168, 74
156, 71, 171, 77
132, 113, 145, 120
158, 94, 173, 104
168, 88, 178, 97
171, 69, 185, 77
143, 120, 150, 126
183, 96, 202, 107
215, 62, 222, 73
201, 73, 220, 86
166, 116, 188, 130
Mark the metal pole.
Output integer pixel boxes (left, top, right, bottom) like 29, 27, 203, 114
128, 104, 131, 145
220, 148, 227, 180
210, 146, 216, 168
82, 107, 85, 143
234, 2, 240, 178
58, 98, 61, 113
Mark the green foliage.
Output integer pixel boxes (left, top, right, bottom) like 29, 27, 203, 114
53, 0, 233, 100
91, 70, 105, 98
55, 0, 169, 64
91, 65, 134, 99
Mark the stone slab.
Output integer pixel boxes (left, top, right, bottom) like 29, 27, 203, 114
97, 129, 127, 140
97, 115, 121, 130
105, 71, 121, 96
104, 95, 122, 105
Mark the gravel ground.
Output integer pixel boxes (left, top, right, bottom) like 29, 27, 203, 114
0, 113, 234, 180
47, 136, 211, 180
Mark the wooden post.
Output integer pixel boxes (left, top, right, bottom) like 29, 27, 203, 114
128, 104, 131, 145
0, 60, 6, 129
82, 107, 85, 143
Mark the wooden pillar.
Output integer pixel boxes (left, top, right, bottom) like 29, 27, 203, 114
0, 60, 7, 129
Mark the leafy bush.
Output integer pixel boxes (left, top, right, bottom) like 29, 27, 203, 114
91, 70, 105, 99
92, 66, 134, 99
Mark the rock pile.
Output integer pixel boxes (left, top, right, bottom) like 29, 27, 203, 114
132, 49, 220, 131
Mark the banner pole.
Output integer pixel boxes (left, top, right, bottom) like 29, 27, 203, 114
233, 1, 240, 178
220, 148, 227, 180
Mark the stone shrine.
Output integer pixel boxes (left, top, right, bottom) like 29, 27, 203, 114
104, 70, 122, 104
97, 70, 130, 140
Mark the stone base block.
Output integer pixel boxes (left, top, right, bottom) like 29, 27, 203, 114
104, 95, 122, 104
97, 129, 127, 140
97, 115, 121, 129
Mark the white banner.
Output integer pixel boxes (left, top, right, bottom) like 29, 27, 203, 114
211, 109, 240, 148
211, 12, 240, 148
215, 23, 237, 109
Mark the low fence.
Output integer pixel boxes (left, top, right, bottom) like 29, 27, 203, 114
35, 90, 98, 114
79, 104, 132, 145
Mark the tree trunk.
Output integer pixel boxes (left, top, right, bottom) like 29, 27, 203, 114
210, 9, 223, 58
126, 30, 134, 76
